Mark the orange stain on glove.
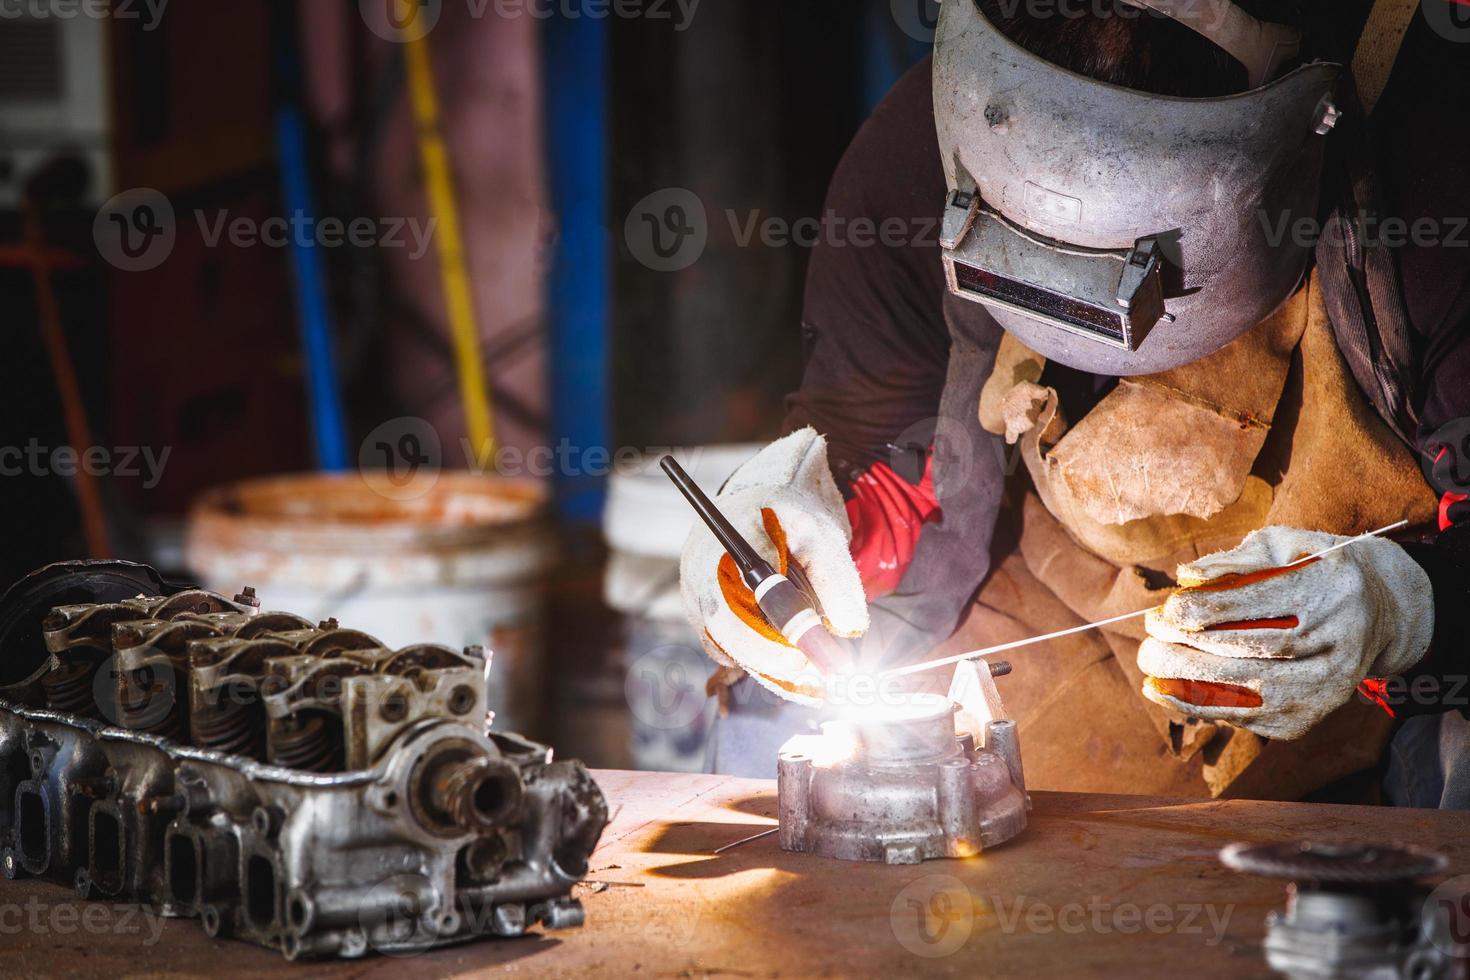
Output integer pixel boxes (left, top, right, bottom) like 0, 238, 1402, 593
1147, 677, 1264, 709
715, 508, 792, 647
1182, 555, 1318, 592
705, 508, 826, 700
1206, 616, 1300, 631
1179, 554, 1306, 633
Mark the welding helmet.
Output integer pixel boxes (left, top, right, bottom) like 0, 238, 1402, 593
933, 0, 1343, 375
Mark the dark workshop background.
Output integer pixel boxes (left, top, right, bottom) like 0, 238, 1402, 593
0, 1, 934, 765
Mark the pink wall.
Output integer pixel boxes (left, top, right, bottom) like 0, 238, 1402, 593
300, 1, 550, 470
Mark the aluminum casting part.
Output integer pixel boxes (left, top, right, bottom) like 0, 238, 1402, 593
777, 696, 1027, 864
1220, 842, 1458, 979
932, 0, 1341, 375
0, 571, 608, 960
850, 693, 957, 764
984, 719, 1025, 798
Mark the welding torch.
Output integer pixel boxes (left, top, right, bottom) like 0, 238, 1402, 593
661, 456, 854, 675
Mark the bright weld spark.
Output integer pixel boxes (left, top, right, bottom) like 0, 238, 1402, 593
880, 520, 1409, 679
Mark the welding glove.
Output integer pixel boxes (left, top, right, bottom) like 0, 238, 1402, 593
678, 428, 869, 705
1138, 526, 1434, 740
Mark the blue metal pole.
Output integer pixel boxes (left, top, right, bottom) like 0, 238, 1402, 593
274, 11, 349, 472
864, 0, 935, 114
541, 14, 610, 524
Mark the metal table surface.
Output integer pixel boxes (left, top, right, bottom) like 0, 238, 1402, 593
5, 769, 1470, 978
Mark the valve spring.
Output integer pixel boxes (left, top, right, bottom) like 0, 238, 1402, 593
116, 669, 182, 738
117, 688, 182, 738
41, 659, 102, 718
192, 695, 262, 758
269, 713, 342, 773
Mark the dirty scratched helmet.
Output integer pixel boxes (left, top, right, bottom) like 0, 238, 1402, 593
934, 0, 1343, 375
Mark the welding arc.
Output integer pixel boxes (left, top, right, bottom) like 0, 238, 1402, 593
881, 520, 1410, 678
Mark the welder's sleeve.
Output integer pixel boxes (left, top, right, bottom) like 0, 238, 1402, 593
1388, 439, 1470, 719
1357, 17, 1470, 719
782, 55, 1008, 666
782, 57, 952, 495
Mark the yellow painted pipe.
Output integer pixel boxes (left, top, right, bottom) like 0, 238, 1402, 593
404, 29, 497, 467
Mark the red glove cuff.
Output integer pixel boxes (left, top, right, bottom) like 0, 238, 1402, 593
844, 456, 941, 600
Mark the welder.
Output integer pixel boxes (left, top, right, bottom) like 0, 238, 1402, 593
678, 0, 1470, 806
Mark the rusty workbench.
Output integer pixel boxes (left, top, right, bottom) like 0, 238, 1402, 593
4, 769, 1470, 978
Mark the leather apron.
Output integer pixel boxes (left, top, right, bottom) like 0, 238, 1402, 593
945, 272, 1437, 799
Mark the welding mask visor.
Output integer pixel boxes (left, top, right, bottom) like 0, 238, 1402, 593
933, 0, 1342, 376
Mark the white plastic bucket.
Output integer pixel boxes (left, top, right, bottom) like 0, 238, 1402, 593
184, 473, 555, 735
602, 444, 762, 617
603, 446, 760, 771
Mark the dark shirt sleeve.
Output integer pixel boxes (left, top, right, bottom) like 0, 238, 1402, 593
782, 55, 951, 487
1385, 12, 1470, 477
782, 56, 1009, 662
1363, 12, 1470, 716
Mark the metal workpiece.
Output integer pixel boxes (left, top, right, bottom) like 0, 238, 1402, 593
0, 562, 607, 960
777, 693, 1028, 865
1221, 841, 1460, 979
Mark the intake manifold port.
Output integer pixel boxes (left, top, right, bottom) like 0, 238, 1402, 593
88, 804, 125, 895
244, 853, 281, 936
15, 782, 49, 875
166, 831, 200, 909
458, 836, 509, 885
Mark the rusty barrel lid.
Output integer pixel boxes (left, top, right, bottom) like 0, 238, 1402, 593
186, 473, 554, 590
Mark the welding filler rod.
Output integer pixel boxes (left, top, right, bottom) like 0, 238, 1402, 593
660, 456, 852, 673
882, 520, 1411, 679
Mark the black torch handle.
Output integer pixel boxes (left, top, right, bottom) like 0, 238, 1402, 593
660, 456, 775, 588
661, 454, 851, 674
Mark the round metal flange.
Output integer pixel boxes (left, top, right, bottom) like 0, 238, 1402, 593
1220, 841, 1448, 885
851, 693, 959, 765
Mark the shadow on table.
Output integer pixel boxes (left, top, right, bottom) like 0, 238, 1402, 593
11, 914, 562, 980
397, 934, 565, 974
722, 791, 779, 819
640, 820, 779, 858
